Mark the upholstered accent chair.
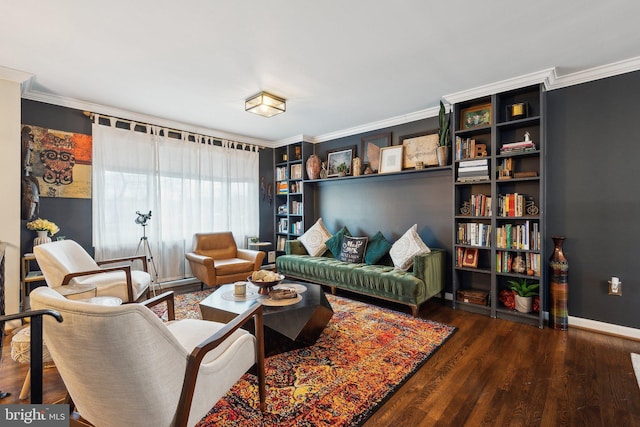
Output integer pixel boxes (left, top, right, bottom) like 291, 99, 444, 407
34, 240, 150, 303
30, 286, 266, 427
186, 232, 265, 288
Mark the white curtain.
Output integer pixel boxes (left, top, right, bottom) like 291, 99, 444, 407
92, 118, 260, 283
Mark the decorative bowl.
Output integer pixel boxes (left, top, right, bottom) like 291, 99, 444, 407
247, 274, 285, 295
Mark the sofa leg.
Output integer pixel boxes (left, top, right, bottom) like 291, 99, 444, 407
411, 306, 418, 317
330, 286, 337, 295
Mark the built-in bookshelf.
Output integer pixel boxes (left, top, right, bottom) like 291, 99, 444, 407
452, 84, 545, 328
274, 141, 315, 257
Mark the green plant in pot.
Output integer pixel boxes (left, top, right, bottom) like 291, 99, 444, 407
508, 278, 539, 313
336, 162, 348, 176
437, 100, 451, 166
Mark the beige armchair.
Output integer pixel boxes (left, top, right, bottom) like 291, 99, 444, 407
30, 286, 265, 427
34, 240, 150, 302
186, 232, 265, 288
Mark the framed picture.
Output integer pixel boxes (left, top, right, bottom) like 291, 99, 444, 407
379, 145, 404, 174
460, 103, 492, 129
399, 130, 439, 168
361, 132, 391, 165
326, 146, 355, 177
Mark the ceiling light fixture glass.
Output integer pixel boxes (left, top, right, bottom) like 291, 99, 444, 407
245, 91, 286, 118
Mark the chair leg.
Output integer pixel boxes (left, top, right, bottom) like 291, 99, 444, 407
19, 369, 31, 400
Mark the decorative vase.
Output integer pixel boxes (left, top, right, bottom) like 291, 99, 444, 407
306, 155, 321, 180
514, 295, 533, 313
33, 230, 51, 247
550, 236, 569, 330
352, 157, 362, 176
436, 146, 449, 166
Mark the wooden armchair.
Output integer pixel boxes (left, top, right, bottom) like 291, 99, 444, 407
34, 240, 150, 302
30, 287, 265, 427
186, 232, 265, 288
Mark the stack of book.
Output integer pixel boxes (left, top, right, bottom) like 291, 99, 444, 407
457, 159, 489, 182
500, 140, 536, 154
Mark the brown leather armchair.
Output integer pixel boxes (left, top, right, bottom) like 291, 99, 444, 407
186, 232, 265, 288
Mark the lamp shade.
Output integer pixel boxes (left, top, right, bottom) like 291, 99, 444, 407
245, 91, 286, 117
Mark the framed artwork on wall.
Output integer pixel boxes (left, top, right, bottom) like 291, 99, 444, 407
378, 145, 404, 174
326, 146, 355, 177
399, 130, 439, 168
460, 103, 492, 129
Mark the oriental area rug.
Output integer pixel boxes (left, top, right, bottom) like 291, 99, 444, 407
153, 289, 456, 426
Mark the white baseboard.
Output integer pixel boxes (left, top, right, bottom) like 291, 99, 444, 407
444, 292, 640, 340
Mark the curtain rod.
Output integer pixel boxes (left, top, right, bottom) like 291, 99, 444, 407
83, 111, 264, 151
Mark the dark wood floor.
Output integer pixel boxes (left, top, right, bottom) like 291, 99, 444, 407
2, 288, 640, 426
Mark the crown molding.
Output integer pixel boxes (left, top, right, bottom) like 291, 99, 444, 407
548, 55, 640, 90
312, 106, 440, 144
443, 68, 556, 105
0, 66, 33, 85
21, 87, 273, 147
272, 134, 316, 148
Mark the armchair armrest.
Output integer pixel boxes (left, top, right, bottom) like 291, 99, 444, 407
175, 303, 266, 425
412, 249, 445, 298
142, 291, 175, 321
185, 252, 214, 268
61, 265, 135, 302
97, 254, 148, 273
237, 249, 266, 270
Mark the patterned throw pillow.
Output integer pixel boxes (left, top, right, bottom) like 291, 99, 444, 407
389, 224, 431, 270
325, 226, 351, 259
298, 218, 332, 257
365, 231, 393, 265
339, 236, 368, 263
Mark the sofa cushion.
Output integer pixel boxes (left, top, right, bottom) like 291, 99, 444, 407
325, 226, 351, 259
339, 236, 368, 263
298, 218, 332, 257
365, 231, 393, 265
389, 224, 431, 271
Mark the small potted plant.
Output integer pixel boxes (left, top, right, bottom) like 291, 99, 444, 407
508, 278, 539, 313
336, 162, 348, 177
437, 100, 451, 166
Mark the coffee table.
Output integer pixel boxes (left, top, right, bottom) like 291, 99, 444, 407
199, 282, 333, 356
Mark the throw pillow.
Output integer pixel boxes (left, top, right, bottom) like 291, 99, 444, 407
298, 218, 332, 257
325, 226, 351, 259
389, 224, 431, 270
339, 236, 368, 263
365, 231, 393, 265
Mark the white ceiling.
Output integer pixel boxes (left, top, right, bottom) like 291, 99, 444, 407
2, 1, 640, 146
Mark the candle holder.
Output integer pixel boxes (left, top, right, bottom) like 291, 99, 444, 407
506, 102, 528, 121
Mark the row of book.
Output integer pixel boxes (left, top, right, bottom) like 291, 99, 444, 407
457, 222, 492, 247
455, 137, 487, 160
457, 158, 489, 182
277, 204, 288, 215
496, 221, 540, 250
277, 182, 288, 194
290, 201, 303, 215
461, 193, 492, 217
291, 220, 303, 235
496, 251, 541, 277
497, 193, 530, 217
276, 166, 288, 181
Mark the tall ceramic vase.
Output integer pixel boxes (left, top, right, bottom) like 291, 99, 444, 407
33, 230, 51, 247
550, 236, 568, 330
306, 154, 321, 180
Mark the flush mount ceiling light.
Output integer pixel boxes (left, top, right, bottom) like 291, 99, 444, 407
245, 91, 286, 118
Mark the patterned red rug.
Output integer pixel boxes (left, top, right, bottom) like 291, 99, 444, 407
153, 289, 456, 426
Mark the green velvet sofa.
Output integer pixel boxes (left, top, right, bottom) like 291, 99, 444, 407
276, 239, 445, 317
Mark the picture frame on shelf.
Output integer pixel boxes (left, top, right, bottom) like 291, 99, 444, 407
378, 145, 404, 174
399, 130, 439, 169
326, 146, 355, 177
361, 132, 391, 166
460, 103, 492, 129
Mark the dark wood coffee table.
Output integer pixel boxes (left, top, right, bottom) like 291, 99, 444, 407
199, 282, 333, 356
